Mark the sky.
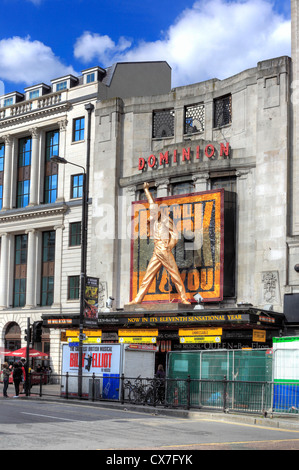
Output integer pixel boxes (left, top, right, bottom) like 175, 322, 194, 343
0, 0, 292, 96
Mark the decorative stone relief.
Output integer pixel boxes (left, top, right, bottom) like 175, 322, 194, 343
261, 271, 281, 305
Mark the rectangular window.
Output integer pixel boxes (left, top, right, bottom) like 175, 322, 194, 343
86, 73, 95, 83
152, 109, 175, 138
0, 143, 4, 209
29, 90, 39, 99
73, 117, 85, 141
214, 94, 232, 128
56, 81, 67, 91
184, 103, 205, 134
4, 98, 13, 107
17, 137, 31, 208
41, 231, 55, 306
68, 275, 80, 300
69, 222, 81, 246
14, 234, 28, 307
71, 174, 83, 199
44, 130, 59, 203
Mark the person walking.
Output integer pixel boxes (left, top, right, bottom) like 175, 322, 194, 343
2, 362, 11, 397
12, 362, 23, 398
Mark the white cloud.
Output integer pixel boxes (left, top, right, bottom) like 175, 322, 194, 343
74, 0, 291, 87
74, 32, 132, 64
0, 36, 77, 85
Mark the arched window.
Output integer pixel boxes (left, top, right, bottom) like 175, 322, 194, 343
5, 322, 21, 352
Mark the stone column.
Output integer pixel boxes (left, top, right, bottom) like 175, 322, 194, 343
56, 119, 68, 203
0, 233, 10, 308
25, 229, 37, 308
52, 224, 64, 307
192, 173, 210, 192
2, 135, 13, 210
155, 178, 169, 198
29, 128, 41, 206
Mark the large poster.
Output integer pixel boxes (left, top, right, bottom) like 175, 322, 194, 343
130, 189, 227, 303
62, 344, 121, 375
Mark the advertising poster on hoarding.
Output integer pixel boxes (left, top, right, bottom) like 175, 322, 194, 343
62, 344, 121, 376
84, 276, 99, 319
130, 190, 225, 303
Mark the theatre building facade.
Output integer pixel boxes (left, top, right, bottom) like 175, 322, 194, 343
80, 54, 292, 364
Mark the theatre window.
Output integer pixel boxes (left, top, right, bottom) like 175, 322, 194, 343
184, 103, 205, 135
170, 180, 195, 196
152, 109, 175, 138
213, 94, 232, 128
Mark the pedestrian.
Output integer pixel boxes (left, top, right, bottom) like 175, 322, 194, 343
155, 364, 166, 404
2, 362, 11, 397
12, 362, 23, 398
156, 364, 165, 379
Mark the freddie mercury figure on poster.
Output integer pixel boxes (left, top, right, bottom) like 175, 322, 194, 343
129, 182, 191, 305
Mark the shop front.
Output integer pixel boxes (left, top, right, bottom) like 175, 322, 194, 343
43, 305, 284, 374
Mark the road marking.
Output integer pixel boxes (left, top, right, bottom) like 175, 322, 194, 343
21, 412, 76, 422
194, 418, 299, 433
160, 438, 299, 448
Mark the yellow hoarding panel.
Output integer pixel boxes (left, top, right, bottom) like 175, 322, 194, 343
180, 336, 221, 344
119, 337, 156, 344
118, 329, 158, 337
252, 329, 266, 343
65, 330, 102, 337
179, 328, 222, 336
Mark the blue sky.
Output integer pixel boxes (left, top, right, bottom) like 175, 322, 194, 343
0, 0, 292, 96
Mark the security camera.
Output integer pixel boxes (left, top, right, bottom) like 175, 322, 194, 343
193, 293, 203, 304
106, 296, 115, 309
193, 293, 204, 310
294, 264, 299, 273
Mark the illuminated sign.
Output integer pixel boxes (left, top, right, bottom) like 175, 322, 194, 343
138, 143, 230, 171
130, 189, 236, 303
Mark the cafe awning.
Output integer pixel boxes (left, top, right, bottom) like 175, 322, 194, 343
5, 347, 49, 358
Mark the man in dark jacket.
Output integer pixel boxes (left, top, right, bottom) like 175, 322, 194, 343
13, 362, 23, 398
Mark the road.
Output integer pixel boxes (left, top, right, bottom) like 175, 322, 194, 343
0, 397, 299, 454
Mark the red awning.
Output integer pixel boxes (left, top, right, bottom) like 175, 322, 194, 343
5, 347, 49, 358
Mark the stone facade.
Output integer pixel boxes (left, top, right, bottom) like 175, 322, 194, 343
92, 55, 293, 316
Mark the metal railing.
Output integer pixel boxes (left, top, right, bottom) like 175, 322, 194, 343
25, 373, 299, 417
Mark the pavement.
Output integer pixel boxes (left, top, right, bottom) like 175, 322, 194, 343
4, 384, 299, 432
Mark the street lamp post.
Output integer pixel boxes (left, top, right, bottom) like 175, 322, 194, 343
51, 155, 87, 398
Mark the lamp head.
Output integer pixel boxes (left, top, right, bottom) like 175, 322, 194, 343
50, 155, 68, 164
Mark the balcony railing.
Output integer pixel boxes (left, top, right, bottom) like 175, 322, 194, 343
0, 91, 64, 121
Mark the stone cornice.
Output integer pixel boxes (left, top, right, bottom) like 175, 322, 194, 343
0, 102, 72, 129
0, 203, 68, 223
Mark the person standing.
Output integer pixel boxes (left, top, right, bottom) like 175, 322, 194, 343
2, 362, 11, 397
12, 362, 23, 398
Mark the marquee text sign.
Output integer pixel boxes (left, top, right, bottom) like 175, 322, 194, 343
130, 189, 224, 303
138, 142, 230, 171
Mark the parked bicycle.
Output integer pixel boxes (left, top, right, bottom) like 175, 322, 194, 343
123, 376, 147, 404
144, 378, 165, 406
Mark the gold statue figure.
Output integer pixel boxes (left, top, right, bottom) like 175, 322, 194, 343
129, 182, 191, 305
